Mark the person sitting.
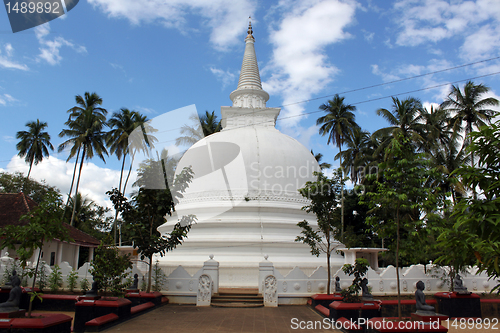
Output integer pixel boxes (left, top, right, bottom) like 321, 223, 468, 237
129, 274, 139, 290
86, 278, 99, 297
415, 281, 435, 314
0, 273, 22, 311
454, 274, 468, 293
361, 278, 373, 300
334, 276, 342, 292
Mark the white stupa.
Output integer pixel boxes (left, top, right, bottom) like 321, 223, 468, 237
157, 23, 344, 287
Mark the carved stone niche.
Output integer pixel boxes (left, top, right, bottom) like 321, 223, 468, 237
263, 275, 278, 307
196, 274, 212, 307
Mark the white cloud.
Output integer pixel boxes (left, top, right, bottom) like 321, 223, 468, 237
2, 136, 15, 143
35, 23, 87, 65
371, 59, 454, 101
280, 124, 318, 149
393, 0, 500, 62
1, 155, 125, 210
264, 0, 357, 127
87, 0, 257, 51
362, 29, 374, 42
0, 44, 29, 71
0, 94, 18, 106
209, 66, 237, 89
135, 106, 156, 115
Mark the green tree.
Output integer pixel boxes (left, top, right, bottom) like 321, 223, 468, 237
374, 96, 425, 150
90, 242, 132, 296
0, 172, 60, 203
16, 119, 54, 179
58, 92, 108, 226
296, 170, 344, 295
175, 110, 221, 147
62, 192, 112, 240
362, 133, 447, 318
335, 128, 371, 185
108, 162, 195, 293
200, 110, 221, 136
341, 258, 369, 303
107, 108, 150, 243
317, 95, 360, 242
441, 81, 499, 199
442, 81, 499, 143
439, 120, 500, 293
0, 192, 71, 316
311, 150, 332, 170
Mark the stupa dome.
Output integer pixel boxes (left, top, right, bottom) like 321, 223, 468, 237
156, 22, 344, 286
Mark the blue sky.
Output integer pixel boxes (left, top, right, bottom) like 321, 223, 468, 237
1, 0, 500, 208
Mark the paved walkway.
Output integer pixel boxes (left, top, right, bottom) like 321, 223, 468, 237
104, 305, 341, 333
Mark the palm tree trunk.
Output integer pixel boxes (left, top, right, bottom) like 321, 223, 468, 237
327, 236, 331, 295
340, 146, 345, 243
63, 148, 80, 221
113, 154, 127, 245
147, 255, 153, 293
70, 147, 86, 226
28, 244, 43, 317
396, 207, 402, 319
123, 152, 135, 195
26, 161, 33, 179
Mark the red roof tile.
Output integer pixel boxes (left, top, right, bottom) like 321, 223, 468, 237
0, 192, 100, 247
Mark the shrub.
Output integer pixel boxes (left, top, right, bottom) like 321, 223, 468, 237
80, 278, 89, 292
48, 265, 63, 292
67, 270, 78, 292
153, 260, 167, 292
36, 262, 48, 290
340, 258, 369, 303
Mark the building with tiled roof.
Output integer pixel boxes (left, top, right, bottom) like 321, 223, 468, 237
0, 192, 100, 268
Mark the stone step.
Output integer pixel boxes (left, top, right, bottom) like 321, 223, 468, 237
212, 294, 262, 300
211, 288, 264, 308
211, 297, 263, 303
218, 288, 259, 295
211, 302, 264, 308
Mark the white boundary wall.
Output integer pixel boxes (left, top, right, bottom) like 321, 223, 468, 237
2, 253, 495, 305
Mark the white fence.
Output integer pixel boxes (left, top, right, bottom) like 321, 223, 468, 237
1, 252, 496, 305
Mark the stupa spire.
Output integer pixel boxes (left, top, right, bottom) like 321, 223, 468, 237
229, 19, 269, 108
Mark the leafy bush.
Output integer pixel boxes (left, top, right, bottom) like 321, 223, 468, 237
1, 259, 20, 285
90, 242, 132, 296
340, 258, 369, 303
153, 260, 167, 292
80, 278, 89, 292
36, 262, 48, 290
48, 265, 63, 292
67, 270, 78, 292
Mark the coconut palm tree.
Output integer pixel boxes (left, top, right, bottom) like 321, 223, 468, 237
200, 110, 221, 136
59, 92, 108, 226
16, 119, 54, 179
311, 150, 332, 170
121, 112, 156, 196
417, 105, 453, 155
316, 94, 360, 242
374, 97, 426, 153
107, 108, 148, 194
107, 108, 152, 244
335, 128, 371, 185
442, 81, 499, 141
175, 111, 222, 146
441, 81, 499, 199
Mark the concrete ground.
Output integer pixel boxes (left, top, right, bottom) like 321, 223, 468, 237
104, 304, 341, 333
33, 305, 498, 332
